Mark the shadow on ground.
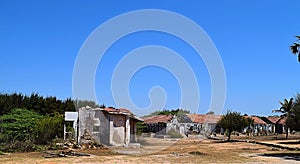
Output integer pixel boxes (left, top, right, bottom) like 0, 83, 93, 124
278, 141, 300, 144
261, 152, 300, 161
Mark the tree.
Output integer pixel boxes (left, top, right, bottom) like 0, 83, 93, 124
148, 109, 190, 116
0, 93, 76, 115
273, 98, 294, 139
33, 113, 64, 144
73, 99, 99, 109
286, 94, 300, 132
206, 111, 214, 115
0, 109, 42, 143
217, 111, 252, 141
290, 36, 300, 62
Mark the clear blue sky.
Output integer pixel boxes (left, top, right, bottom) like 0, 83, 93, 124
1, 1, 299, 116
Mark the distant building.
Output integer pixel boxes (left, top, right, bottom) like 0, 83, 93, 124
267, 116, 286, 134
187, 114, 222, 134
142, 114, 222, 136
244, 116, 269, 135
141, 115, 173, 135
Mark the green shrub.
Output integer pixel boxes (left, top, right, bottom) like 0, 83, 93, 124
0, 109, 42, 143
0, 141, 36, 152
136, 122, 146, 136
0, 109, 64, 152
33, 113, 64, 144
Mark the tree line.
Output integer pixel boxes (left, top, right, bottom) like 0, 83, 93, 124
0, 93, 104, 152
0, 93, 75, 116
0, 93, 106, 116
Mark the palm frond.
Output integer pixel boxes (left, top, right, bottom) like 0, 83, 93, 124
284, 98, 289, 105
288, 98, 294, 108
279, 100, 284, 106
290, 44, 299, 54
272, 109, 282, 113
280, 107, 287, 112
280, 113, 287, 118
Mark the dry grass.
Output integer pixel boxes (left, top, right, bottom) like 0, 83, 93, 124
0, 136, 299, 163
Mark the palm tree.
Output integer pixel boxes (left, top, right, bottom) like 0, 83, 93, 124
290, 36, 300, 62
273, 98, 294, 139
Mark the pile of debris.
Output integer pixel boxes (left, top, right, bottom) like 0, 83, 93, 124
80, 129, 106, 149
43, 150, 90, 158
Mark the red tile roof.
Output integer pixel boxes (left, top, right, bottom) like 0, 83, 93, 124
141, 115, 173, 123
245, 116, 267, 124
102, 107, 131, 114
267, 116, 286, 124
187, 114, 222, 124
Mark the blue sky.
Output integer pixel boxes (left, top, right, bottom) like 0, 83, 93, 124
1, 1, 299, 116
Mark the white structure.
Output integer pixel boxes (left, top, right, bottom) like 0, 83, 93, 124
64, 111, 78, 141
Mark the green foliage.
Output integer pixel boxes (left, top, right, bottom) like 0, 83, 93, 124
167, 128, 183, 138
149, 109, 190, 116
290, 35, 300, 62
206, 111, 215, 115
273, 98, 294, 117
273, 98, 294, 139
0, 93, 75, 116
73, 99, 100, 109
136, 122, 146, 136
0, 109, 42, 143
33, 113, 64, 144
0, 109, 66, 152
217, 111, 252, 141
0, 140, 37, 152
286, 93, 300, 131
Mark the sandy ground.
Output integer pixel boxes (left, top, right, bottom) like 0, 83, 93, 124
0, 136, 299, 164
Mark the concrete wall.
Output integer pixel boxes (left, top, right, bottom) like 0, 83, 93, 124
78, 108, 94, 144
78, 108, 110, 145
96, 110, 110, 145
112, 127, 125, 145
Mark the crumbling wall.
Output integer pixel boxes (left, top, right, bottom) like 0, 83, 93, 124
97, 110, 109, 145
78, 107, 94, 144
78, 107, 109, 145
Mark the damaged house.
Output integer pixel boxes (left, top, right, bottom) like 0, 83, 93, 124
141, 115, 174, 135
186, 114, 222, 134
78, 106, 143, 146
141, 114, 222, 136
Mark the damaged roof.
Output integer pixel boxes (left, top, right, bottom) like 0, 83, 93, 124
102, 107, 131, 114
102, 107, 143, 121
141, 115, 173, 123
79, 106, 143, 121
